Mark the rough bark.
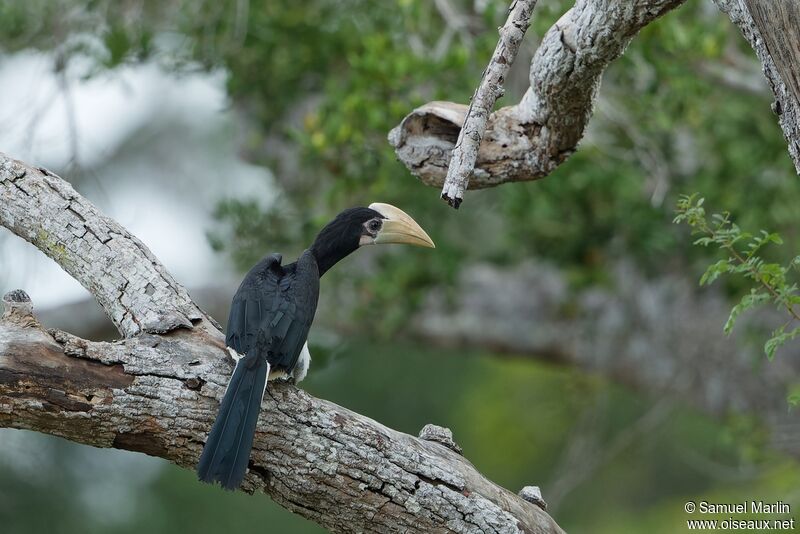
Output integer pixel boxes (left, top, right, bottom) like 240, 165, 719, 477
440, 0, 536, 208
0, 156, 214, 338
713, 0, 800, 176
390, 0, 687, 192
0, 152, 562, 534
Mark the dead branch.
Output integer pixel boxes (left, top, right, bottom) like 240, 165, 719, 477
439, 0, 536, 208
390, 0, 686, 197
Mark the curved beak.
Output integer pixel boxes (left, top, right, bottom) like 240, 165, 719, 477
368, 203, 435, 248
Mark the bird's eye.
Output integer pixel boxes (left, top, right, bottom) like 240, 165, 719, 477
369, 220, 382, 232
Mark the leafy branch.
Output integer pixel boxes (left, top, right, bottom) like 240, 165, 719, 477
674, 194, 800, 360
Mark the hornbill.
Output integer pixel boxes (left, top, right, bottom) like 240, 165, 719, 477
197, 203, 435, 489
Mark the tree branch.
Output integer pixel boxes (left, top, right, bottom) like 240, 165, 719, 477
0, 156, 214, 338
0, 152, 563, 533
389, 0, 686, 193
713, 0, 800, 176
440, 0, 536, 208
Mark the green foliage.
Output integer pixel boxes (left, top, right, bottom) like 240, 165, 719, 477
3, 0, 799, 334
203, 0, 800, 330
207, 198, 298, 269
0, 0, 160, 67
788, 384, 800, 408
675, 194, 800, 359
4, 2, 800, 531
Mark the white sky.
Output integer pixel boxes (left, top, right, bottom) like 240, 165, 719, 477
0, 51, 275, 309
0, 50, 282, 501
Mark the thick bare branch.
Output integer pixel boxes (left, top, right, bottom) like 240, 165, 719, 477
390, 0, 686, 192
440, 0, 536, 208
0, 154, 563, 533
0, 298, 561, 533
0, 153, 214, 337
713, 0, 800, 176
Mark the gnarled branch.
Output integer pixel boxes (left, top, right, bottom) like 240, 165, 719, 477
390, 0, 686, 194
0, 152, 563, 533
394, 1, 800, 199
0, 156, 213, 337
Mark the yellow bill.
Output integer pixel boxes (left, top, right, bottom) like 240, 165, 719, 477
368, 203, 435, 248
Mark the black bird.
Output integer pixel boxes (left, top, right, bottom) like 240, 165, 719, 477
197, 203, 434, 489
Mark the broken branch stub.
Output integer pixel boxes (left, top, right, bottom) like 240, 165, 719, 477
440, 0, 537, 208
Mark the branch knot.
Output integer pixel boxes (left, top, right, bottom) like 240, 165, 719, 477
519, 485, 548, 510
418, 424, 463, 454
2, 289, 38, 327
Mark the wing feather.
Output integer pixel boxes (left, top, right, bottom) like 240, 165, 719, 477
225, 252, 318, 374
200, 252, 317, 489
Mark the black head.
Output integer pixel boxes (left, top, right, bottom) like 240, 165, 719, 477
310, 203, 434, 276
310, 207, 382, 276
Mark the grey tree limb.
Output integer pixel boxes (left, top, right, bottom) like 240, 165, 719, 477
439, 0, 536, 208
395, 1, 800, 197
389, 0, 687, 193
0, 153, 215, 337
713, 0, 800, 176
0, 153, 563, 533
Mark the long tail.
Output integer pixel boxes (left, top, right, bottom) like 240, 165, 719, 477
197, 351, 270, 490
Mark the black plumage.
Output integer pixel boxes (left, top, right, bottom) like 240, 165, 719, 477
197, 205, 434, 490
197, 252, 318, 489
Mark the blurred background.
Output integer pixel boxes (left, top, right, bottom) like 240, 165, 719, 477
1, 1, 800, 532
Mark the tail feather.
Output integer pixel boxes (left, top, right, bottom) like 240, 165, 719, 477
197, 351, 270, 490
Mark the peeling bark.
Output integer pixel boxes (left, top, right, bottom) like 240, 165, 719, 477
0, 152, 563, 533
390, 0, 687, 192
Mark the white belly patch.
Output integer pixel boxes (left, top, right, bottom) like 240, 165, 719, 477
291, 342, 311, 384
227, 344, 311, 383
